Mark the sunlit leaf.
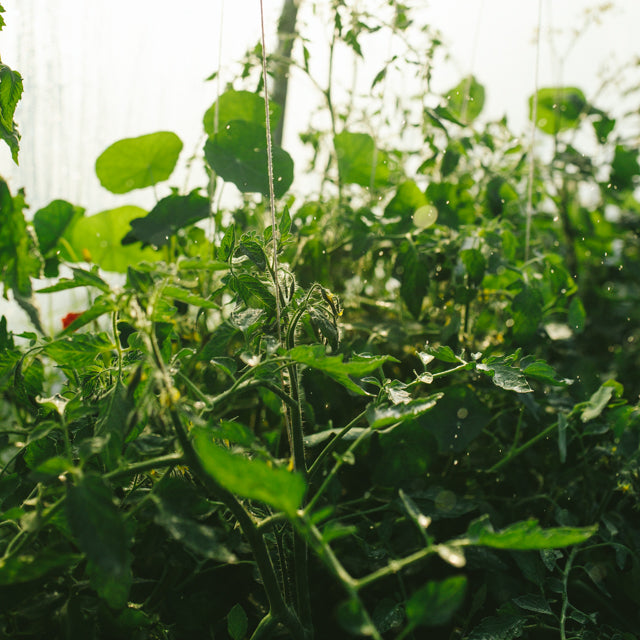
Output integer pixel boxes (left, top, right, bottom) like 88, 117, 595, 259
193, 427, 305, 516
477, 357, 532, 394
286, 345, 397, 395
443, 75, 485, 124
366, 394, 442, 429
530, 87, 587, 135
203, 89, 280, 136
96, 131, 183, 193
335, 131, 392, 189
62, 206, 160, 272
467, 515, 597, 549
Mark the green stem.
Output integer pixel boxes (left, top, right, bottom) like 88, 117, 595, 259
104, 453, 185, 482
488, 420, 558, 473
560, 548, 577, 640
308, 409, 368, 481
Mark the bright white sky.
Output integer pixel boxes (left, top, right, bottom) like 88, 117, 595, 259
0, 0, 638, 211
0, 0, 639, 327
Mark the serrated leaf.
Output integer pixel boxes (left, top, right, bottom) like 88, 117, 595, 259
467, 515, 597, 549
406, 576, 467, 628
66, 475, 132, 608
193, 427, 305, 516
37, 266, 111, 294
513, 593, 553, 615
162, 284, 221, 310
521, 358, 567, 387
236, 237, 267, 271
44, 332, 115, 370
95, 131, 183, 194
286, 345, 396, 395
467, 614, 526, 640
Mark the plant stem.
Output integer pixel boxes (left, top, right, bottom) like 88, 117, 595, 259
487, 420, 558, 473
104, 453, 185, 482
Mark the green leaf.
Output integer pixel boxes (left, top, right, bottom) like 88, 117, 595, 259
62, 206, 160, 272
530, 87, 587, 135
513, 593, 553, 615
236, 237, 267, 271
334, 131, 392, 189
220, 224, 236, 261
610, 144, 640, 191
193, 427, 306, 516
567, 296, 586, 334
366, 394, 442, 429
520, 356, 567, 387
461, 248, 486, 286
231, 272, 276, 312
33, 200, 84, 255
203, 89, 281, 136
510, 286, 543, 341
162, 284, 221, 310
0, 63, 23, 162
286, 345, 397, 395
44, 332, 115, 371
0, 552, 81, 586
425, 345, 463, 364
477, 357, 532, 394
467, 515, 597, 549
581, 382, 616, 423
95, 131, 183, 194
396, 240, 429, 318
443, 75, 485, 124
122, 191, 210, 248
204, 120, 293, 198
152, 479, 236, 562
384, 180, 428, 228
227, 603, 249, 640
66, 474, 132, 609
336, 598, 376, 636
37, 266, 111, 294
467, 614, 526, 640
406, 576, 467, 628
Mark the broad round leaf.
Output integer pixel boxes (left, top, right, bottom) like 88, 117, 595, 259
529, 87, 587, 135
203, 89, 281, 137
443, 75, 485, 124
204, 121, 294, 198
335, 131, 391, 188
95, 131, 183, 194
62, 206, 160, 272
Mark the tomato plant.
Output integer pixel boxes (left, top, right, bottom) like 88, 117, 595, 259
2, 2, 640, 639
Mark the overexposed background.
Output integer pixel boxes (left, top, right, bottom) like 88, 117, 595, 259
1, 0, 639, 328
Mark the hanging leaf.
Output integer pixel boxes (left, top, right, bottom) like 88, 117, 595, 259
66, 474, 132, 609
121, 192, 210, 248
334, 131, 392, 189
443, 75, 485, 124
366, 394, 442, 429
192, 427, 306, 516
395, 240, 429, 318
529, 87, 588, 135
33, 200, 84, 256
204, 120, 293, 198
95, 131, 183, 194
